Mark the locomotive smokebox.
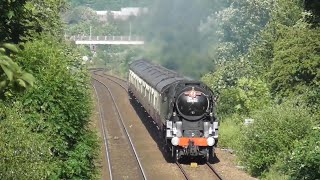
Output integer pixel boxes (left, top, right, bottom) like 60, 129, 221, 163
176, 86, 209, 120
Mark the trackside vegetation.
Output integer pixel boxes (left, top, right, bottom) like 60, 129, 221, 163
200, 0, 320, 179
0, 0, 98, 179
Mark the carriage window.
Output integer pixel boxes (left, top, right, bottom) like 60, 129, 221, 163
155, 96, 158, 110
151, 94, 153, 105
140, 82, 143, 93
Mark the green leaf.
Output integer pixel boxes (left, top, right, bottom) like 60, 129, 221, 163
3, 43, 19, 53
7, 10, 14, 19
0, 64, 13, 81
20, 72, 35, 86
0, 48, 5, 54
17, 79, 26, 88
0, 55, 12, 62
0, 80, 8, 89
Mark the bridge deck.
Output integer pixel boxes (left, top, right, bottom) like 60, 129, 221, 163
67, 35, 144, 45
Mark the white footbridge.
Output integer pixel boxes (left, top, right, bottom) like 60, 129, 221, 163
66, 35, 144, 45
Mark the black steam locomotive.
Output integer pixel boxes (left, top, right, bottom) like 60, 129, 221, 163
128, 60, 218, 161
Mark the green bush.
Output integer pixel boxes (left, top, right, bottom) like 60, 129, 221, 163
0, 103, 54, 179
285, 128, 320, 180
235, 77, 271, 114
13, 35, 98, 179
238, 100, 314, 176
261, 163, 289, 180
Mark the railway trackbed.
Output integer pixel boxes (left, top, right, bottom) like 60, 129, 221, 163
92, 75, 147, 180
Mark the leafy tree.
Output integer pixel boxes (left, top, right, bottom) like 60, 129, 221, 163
0, 43, 34, 96
0, 103, 53, 179
202, 1, 319, 178
0, 0, 67, 43
304, 0, 320, 26
269, 25, 320, 110
200, 0, 273, 63
16, 35, 97, 179
285, 128, 320, 180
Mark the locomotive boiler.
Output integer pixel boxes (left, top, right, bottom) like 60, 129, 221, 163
128, 59, 219, 161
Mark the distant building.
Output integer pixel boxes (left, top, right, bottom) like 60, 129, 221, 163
96, 7, 148, 21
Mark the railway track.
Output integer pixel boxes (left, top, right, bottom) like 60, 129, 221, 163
94, 70, 127, 90
92, 75, 147, 180
206, 162, 224, 180
176, 161, 223, 180
92, 83, 113, 180
176, 162, 191, 179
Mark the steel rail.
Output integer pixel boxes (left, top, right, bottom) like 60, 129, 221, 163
176, 162, 191, 180
103, 73, 127, 83
92, 76, 147, 180
206, 162, 223, 180
92, 81, 113, 180
93, 70, 127, 91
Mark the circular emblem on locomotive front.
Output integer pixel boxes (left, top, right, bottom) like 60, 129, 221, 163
176, 87, 209, 119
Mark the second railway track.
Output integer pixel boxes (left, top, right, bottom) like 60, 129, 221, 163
92, 75, 147, 180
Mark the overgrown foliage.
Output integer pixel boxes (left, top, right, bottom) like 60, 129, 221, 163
238, 101, 314, 176
0, 0, 67, 43
0, 103, 53, 179
15, 35, 97, 179
200, 0, 320, 178
0, 0, 98, 179
0, 43, 34, 95
285, 128, 320, 180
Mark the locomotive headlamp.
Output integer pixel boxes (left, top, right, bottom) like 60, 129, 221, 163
171, 137, 179, 146
207, 137, 215, 146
